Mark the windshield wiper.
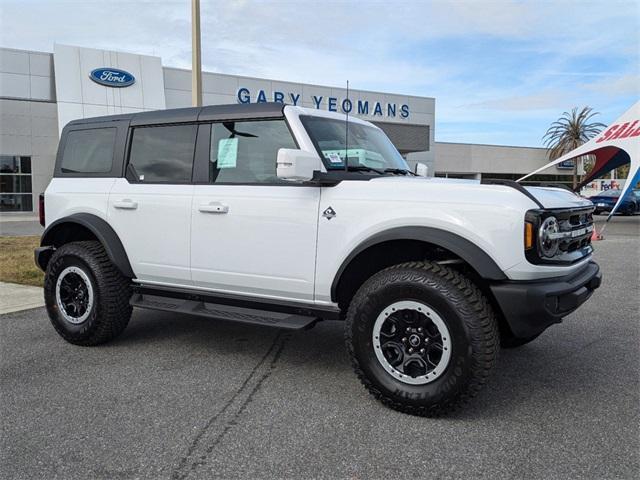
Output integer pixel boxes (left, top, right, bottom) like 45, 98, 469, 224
384, 168, 417, 176
346, 165, 385, 175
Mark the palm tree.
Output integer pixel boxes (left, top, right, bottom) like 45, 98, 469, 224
543, 107, 606, 189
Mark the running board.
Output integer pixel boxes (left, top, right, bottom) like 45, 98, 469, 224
130, 293, 323, 330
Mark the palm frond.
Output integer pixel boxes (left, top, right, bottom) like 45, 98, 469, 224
541, 106, 607, 189
542, 106, 606, 160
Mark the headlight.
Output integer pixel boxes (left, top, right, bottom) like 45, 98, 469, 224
525, 207, 594, 265
538, 216, 559, 258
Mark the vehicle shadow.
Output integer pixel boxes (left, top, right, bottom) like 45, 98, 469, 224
115, 308, 611, 420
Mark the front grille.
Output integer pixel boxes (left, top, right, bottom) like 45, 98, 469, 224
557, 208, 594, 254
526, 206, 595, 265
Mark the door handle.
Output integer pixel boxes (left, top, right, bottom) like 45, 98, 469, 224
113, 199, 138, 210
199, 202, 229, 214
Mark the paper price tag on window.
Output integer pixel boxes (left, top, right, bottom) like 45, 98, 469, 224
217, 138, 238, 169
327, 152, 342, 164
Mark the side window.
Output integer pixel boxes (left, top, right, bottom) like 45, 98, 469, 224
128, 124, 197, 183
61, 128, 115, 173
209, 120, 296, 184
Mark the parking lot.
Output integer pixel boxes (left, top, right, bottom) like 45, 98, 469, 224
1, 217, 638, 480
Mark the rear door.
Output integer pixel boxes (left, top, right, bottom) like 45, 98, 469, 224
190, 119, 321, 302
108, 123, 196, 285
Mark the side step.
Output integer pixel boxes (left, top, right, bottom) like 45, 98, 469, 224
130, 293, 320, 330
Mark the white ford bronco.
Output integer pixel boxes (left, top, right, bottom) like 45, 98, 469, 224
36, 103, 601, 416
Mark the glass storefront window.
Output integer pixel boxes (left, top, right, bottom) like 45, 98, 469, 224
0, 194, 33, 212
0, 155, 33, 212
20, 156, 31, 174
0, 156, 20, 173
0, 175, 31, 193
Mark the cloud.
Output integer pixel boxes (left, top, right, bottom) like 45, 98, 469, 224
583, 74, 640, 97
0, 0, 637, 147
464, 90, 571, 111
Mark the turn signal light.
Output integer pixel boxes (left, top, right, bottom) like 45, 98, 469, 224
524, 222, 534, 250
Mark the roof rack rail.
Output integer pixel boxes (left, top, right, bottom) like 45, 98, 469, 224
481, 178, 545, 209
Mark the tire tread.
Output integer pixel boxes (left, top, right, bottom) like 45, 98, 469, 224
44, 241, 132, 346
345, 260, 499, 416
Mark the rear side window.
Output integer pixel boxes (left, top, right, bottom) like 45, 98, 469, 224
128, 125, 197, 183
61, 128, 116, 173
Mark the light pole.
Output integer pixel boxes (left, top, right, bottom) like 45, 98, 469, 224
191, 0, 202, 107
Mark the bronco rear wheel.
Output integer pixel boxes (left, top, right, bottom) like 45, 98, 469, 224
345, 261, 499, 416
44, 241, 132, 346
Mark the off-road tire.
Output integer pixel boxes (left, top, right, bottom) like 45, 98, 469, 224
345, 261, 499, 416
44, 241, 132, 346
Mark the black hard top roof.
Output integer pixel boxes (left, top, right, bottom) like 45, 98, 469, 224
66, 102, 286, 127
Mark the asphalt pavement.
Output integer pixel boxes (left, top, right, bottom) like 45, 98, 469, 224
1, 217, 638, 479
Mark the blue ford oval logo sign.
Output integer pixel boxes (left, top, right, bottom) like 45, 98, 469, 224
89, 68, 135, 87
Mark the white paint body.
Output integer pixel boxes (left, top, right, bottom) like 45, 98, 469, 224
44, 106, 594, 307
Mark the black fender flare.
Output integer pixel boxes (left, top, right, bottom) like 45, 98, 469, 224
40, 213, 135, 278
330, 226, 507, 301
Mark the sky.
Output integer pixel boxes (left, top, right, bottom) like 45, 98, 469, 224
1, 0, 638, 147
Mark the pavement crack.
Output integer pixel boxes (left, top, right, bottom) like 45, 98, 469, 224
171, 331, 290, 480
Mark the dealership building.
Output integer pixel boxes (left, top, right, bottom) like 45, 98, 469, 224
0, 44, 573, 213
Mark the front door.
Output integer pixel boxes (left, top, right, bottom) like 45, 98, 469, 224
190, 119, 320, 302
108, 123, 196, 285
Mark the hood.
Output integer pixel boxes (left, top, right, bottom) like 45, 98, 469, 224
524, 186, 593, 209
367, 176, 593, 210
589, 194, 619, 201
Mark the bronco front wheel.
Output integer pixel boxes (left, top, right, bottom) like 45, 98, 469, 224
345, 261, 499, 416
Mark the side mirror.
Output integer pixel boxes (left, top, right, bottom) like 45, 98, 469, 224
277, 148, 318, 181
414, 162, 428, 177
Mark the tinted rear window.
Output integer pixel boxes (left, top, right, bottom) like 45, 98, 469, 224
128, 125, 197, 183
61, 128, 116, 173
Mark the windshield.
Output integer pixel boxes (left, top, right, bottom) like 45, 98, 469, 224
300, 115, 409, 171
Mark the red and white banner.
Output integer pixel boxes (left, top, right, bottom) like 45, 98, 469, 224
519, 101, 640, 219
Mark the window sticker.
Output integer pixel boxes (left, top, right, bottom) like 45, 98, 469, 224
216, 138, 238, 169
327, 152, 342, 164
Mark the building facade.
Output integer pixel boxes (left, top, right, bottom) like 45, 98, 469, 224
432, 141, 575, 185
0, 48, 57, 213
0, 44, 571, 214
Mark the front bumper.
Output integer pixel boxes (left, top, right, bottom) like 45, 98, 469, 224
490, 261, 602, 338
